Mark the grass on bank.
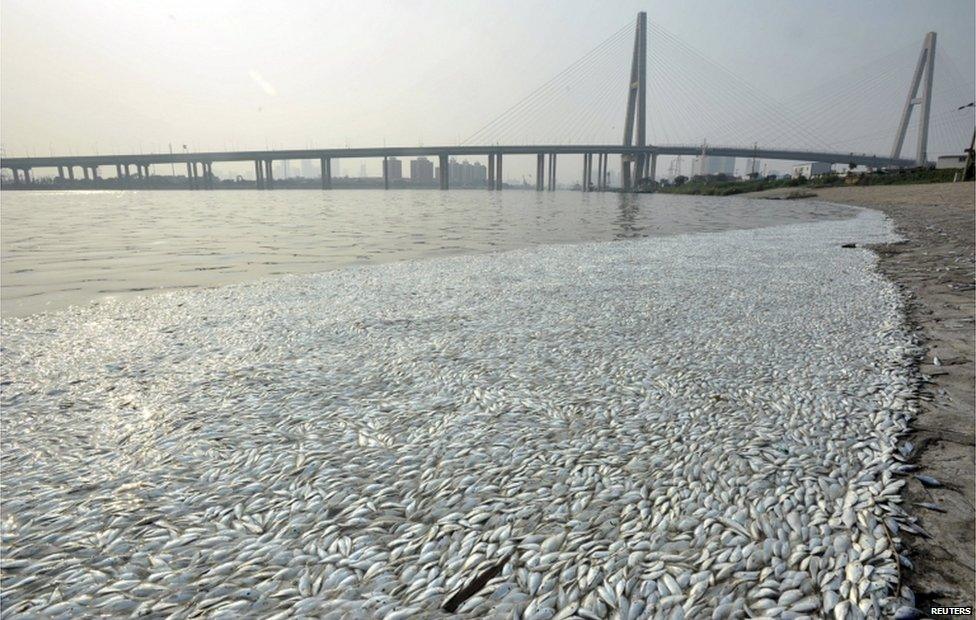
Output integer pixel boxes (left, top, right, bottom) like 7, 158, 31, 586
651, 167, 960, 196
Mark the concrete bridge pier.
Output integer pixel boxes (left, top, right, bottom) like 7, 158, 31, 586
438, 155, 448, 190
10, 169, 19, 184
67, 166, 75, 181
547, 153, 557, 190
83, 166, 90, 181
264, 160, 274, 190
91, 167, 99, 181
185, 163, 193, 189
495, 154, 503, 190
383, 156, 389, 190
254, 161, 264, 189
535, 154, 544, 191
320, 158, 331, 190
487, 154, 495, 190
57, 165, 65, 180
649, 154, 657, 185
116, 164, 123, 182
582, 153, 592, 192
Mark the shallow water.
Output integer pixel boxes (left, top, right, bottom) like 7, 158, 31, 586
0, 190, 854, 317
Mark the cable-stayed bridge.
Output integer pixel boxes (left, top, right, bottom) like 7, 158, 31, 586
3, 13, 971, 191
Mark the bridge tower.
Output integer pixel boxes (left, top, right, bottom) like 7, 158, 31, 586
891, 32, 936, 166
621, 11, 647, 191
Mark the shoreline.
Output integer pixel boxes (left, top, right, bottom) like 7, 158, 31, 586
758, 183, 976, 610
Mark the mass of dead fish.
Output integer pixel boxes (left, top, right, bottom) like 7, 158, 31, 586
1, 209, 924, 618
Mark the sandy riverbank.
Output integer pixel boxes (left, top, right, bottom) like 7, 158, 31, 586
759, 182, 976, 611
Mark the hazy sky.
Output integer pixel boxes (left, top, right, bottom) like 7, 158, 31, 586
2, 0, 974, 178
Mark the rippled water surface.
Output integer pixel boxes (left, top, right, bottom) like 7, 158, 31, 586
1, 189, 854, 316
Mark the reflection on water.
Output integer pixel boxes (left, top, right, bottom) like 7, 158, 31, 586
615, 194, 644, 239
1, 189, 855, 316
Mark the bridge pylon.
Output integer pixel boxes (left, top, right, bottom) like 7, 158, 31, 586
621, 12, 647, 191
891, 32, 936, 167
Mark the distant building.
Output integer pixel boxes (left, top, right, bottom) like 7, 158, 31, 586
449, 159, 487, 186
385, 157, 403, 180
411, 157, 434, 183
936, 155, 966, 169
691, 155, 735, 176
792, 162, 832, 177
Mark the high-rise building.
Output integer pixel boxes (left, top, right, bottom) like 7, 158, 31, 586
385, 158, 402, 180
448, 159, 487, 187
691, 155, 735, 177
410, 157, 434, 183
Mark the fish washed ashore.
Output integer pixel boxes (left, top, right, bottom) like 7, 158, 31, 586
2, 209, 924, 618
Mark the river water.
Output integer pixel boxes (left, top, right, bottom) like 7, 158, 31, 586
0, 189, 855, 316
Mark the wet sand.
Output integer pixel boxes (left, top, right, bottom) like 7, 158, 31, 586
758, 182, 976, 610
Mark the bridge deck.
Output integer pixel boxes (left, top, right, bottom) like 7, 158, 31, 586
1, 145, 918, 170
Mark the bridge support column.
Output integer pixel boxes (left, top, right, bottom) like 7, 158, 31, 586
649, 154, 657, 184
582, 153, 592, 192
57, 165, 64, 179
536, 154, 544, 191
439, 155, 448, 190
254, 161, 264, 189
487, 154, 495, 190
67, 166, 75, 181
83, 166, 90, 181
891, 32, 937, 166
547, 153, 557, 191
22, 169, 31, 184
383, 156, 389, 190
495, 154, 502, 190
10, 169, 20, 185
265, 160, 274, 190
185, 162, 194, 189
320, 158, 331, 189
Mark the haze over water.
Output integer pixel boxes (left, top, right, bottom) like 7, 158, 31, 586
1, 190, 855, 317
